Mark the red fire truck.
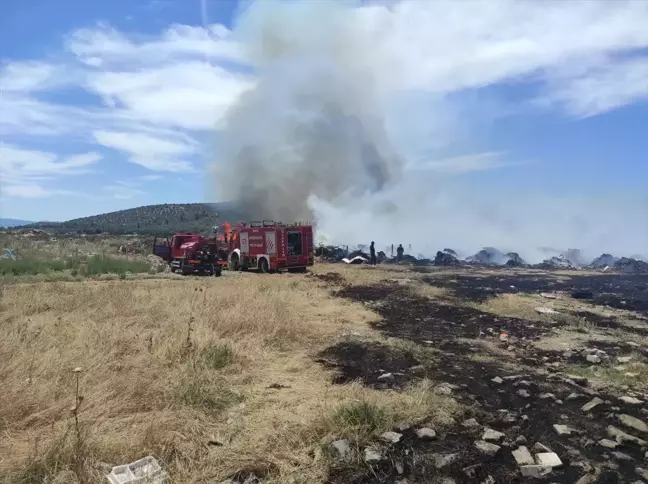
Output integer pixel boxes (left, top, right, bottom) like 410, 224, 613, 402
216, 220, 314, 273
153, 220, 314, 275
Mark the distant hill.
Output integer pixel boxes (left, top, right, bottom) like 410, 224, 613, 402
21, 203, 250, 236
0, 218, 33, 228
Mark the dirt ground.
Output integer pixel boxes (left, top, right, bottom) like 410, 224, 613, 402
1, 263, 647, 484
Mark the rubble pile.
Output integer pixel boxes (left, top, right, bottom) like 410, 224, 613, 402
434, 251, 460, 266
613, 257, 648, 274
314, 242, 647, 273
589, 253, 618, 269
505, 252, 526, 267
533, 255, 575, 270
466, 247, 507, 265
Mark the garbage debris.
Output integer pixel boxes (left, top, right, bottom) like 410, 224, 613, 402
434, 251, 460, 266
589, 253, 618, 269
105, 455, 168, 484
613, 257, 648, 274
504, 252, 526, 267
1, 248, 16, 260
533, 255, 575, 270
342, 255, 368, 264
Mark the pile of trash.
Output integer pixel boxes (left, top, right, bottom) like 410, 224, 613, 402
315, 243, 647, 273
588, 253, 618, 269
434, 250, 460, 266
613, 257, 648, 274
532, 255, 575, 270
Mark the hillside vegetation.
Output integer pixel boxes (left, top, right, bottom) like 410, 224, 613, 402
21, 203, 247, 236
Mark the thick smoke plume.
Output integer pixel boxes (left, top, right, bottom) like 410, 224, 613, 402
210, 0, 648, 264
211, 0, 403, 222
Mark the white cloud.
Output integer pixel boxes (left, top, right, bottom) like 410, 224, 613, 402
410, 152, 528, 174
2, 184, 88, 199
542, 57, 648, 117
103, 180, 146, 200
0, 143, 100, 184
93, 130, 197, 172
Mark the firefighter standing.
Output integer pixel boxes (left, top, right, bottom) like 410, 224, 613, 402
396, 244, 404, 261
370, 241, 377, 265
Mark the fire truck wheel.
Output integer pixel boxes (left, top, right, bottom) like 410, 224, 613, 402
259, 258, 269, 274
229, 253, 240, 271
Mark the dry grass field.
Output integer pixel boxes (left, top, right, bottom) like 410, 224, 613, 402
0, 265, 461, 484
1, 234, 647, 484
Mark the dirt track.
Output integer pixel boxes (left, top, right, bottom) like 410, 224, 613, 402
315, 269, 648, 484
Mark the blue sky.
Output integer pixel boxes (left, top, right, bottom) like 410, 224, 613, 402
1, 0, 647, 246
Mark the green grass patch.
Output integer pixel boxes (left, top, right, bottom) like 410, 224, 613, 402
0, 255, 150, 277
180, 375, 242, 414
330, 401, 389, 438
566, 360, 648, 388
200, 344, 235, 370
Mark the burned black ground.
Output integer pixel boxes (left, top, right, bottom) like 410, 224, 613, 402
318, 272, 648, 484
419, 270, 648, 313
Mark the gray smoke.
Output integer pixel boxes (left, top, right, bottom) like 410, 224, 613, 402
211, 0, 404, 222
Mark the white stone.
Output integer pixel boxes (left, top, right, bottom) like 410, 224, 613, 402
474, 440, 500, 456
582, 397, 604, 412
512, 446, 534, 466
619, 396, 643, 405
491, 376, 504, 384
520, 465, 552, 478
415, 427, 436, 440
482, 428, 506, 442
535, 452, 563, 468
364, 447, 382, 463
617, 414, 648, 434
380, 431, 402, 443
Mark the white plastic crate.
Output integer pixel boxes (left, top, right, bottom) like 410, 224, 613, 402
105, 455, 169, 484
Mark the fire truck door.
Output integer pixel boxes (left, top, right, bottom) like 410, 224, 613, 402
265, 231, 277, 256
240, 232, 249, 254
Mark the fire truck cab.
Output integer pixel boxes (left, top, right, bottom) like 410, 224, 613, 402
216, 220, 314, 273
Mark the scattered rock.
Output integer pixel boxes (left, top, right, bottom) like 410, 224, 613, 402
554, 424, 576, 436
607, 425, 648, 447
536, 307, 560, 315
517, 389, 531, 398
617, 414, 648, 434
598, 439, 618, 449
535, 452, 563, 468
432, 453, 460, 469
462, 418, 480, 428
617, 356, 633, 363
582, 397, 605, 412
475, 440, 501, 457
539, 393, 556, 400
514, 435, 527, 445
611, 451, 634, 461
512, 446, 535, 465
377, 372, 394, 381
566, 393, 586, 401
415, 427, 437, 440
637, 467, 648, 480
434, 383, 454, 395
395, 460, 404, 475
331, 439, 351, 459
380, 431, 402, 444
520, 465, 552, 478
482, 428, 506, 442
619, 396, 643, 405
463, 464, 481, 478
586, 354, 602, 364
491, 376, 504, 384
364, 447, 382, 463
